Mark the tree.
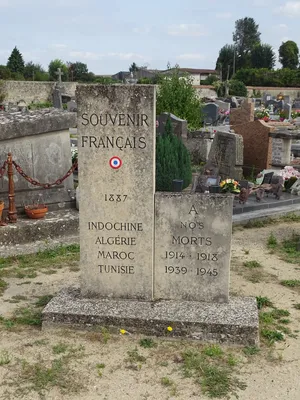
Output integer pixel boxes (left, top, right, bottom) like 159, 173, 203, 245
7, 46, 25, 74
0, 65, 11, 79
23, 62, 48, 80
233, 17, 261, 69
279, 41, 299, 69
67, 61, 89, 81
156, 66, 203, 129
216, 44, 235, 80
156, 116, 192, 191
250, 44, 276, 69
129, 62, 139, 73
48, 59, 68, 81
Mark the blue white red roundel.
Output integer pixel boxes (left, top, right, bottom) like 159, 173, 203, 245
109, 156, 122, 169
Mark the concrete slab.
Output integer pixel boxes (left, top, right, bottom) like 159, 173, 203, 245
42, 287, 259, 346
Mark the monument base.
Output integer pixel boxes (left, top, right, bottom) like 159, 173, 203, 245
42, 288, 259, 346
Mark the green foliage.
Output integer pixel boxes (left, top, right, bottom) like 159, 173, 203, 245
233, 17, 261, 69
0, 80, 6, 103
7, 46, 25, 74
67, 61, 89, 81
235, 67, 300, 87
28, 101, 53, 110
139, 338, 157, 348
216, 44, 235, 80
251, 43, 276, 69
267, 233, 277, 248
24, 62, 48, 81
0, 65, 11, 79
129, 62, 139, 73
256, 296, 273, 309
156, 116, 192, 192
94, 76, 118, 84
48, 59, 68, 81
229, 79, 247, 96
279, 41, 299, 69
156, 66, 203, 129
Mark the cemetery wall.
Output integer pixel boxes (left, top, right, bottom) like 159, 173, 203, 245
2, 81, 78, 104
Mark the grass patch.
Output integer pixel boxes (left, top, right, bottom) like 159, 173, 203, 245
181, 348, 246, 398
293, 303, 300, 310
0, 244, 80, 279
280, 280, 300, 291
13, 347, 85, 398
0, 350, 11, 365
243, 260, 263, 269
139, 338, 157, 348
256, 296, 273, 310
35, 295, 53, 307
52, 343, 69, 355
243, 346, 260, 356
126, 348, 146, 364
259, 306, 291, 345
267, 233, 277, 249
161, 376, 174, 386
0, 278, 8, 295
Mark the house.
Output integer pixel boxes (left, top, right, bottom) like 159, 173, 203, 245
111, 68, 219, 85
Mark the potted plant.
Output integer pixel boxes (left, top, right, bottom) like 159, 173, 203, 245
25, 202, 48, 219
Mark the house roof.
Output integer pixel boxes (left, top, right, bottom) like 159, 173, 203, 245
162, 68, 218, 74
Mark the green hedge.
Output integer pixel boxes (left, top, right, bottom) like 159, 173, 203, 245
235, 68, 300, 87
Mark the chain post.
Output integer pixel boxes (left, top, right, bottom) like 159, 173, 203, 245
7, 153, 17, 223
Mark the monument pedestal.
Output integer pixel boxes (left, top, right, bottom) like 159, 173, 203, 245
42, 287, 259, 346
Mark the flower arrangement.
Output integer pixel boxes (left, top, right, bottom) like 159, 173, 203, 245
278, 166, 300, 181
220, 179, 240, 193
255, 108, 269, 120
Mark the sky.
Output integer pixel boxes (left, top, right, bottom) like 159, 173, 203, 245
0, 0, 300, 75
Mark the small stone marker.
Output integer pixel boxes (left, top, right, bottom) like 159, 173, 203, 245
76, 85, 156, 300
154, 193, 233, 303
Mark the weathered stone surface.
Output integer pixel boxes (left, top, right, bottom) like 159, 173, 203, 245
76, 85, 156, 300
0, 109, 76, 140
0, 127, 74, 207
154, 193, 233, 303
42, 287, 259, 346
157, 112, 188, 138
230, 98, 254, 126
206, 131, 243, 179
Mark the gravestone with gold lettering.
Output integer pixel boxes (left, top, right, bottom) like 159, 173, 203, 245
155, 193, 232, 302
76, 85, 156, 300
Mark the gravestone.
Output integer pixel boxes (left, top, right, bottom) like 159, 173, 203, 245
284, 103, 292, 120
67, 100, 77, 112
292, 99, 300, 110
214, 99, 230, 113
156, 112, 187, 138
231, 97, 238, 109
53, 88, 62, 109
155, 193, 232, 303
206, 131, 243, 179
203, 103, 219, 125
291, 178, 300, 195
77, 85, 156, 300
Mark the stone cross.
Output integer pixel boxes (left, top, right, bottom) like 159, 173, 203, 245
55, 68, 64, 84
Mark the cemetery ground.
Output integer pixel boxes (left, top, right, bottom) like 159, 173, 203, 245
0, 218, 299, 400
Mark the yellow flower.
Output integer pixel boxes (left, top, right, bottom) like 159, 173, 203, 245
167, 326, 173, 332
120, 329, 127, 335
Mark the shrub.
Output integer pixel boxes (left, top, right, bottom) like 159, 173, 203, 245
156, 116, 192, 191
156, 66, 203, 129
229, 80, 247, 97
0, 80, 6, 103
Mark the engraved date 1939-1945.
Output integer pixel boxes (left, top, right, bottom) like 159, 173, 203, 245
164, 266, 218, 276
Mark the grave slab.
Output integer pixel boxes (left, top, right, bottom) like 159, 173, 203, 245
42, 287, 259, 346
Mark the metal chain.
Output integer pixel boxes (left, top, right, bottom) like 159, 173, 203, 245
12, 160, 78, 189
0, 160, 7, 178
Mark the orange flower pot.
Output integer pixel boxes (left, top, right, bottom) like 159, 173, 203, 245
0, 201, 4, 220
25, 204, 48, 219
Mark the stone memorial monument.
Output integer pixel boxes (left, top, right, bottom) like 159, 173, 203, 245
43, 85, 258, 346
